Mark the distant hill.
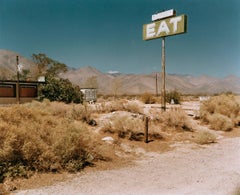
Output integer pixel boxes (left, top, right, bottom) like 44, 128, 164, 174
0, 50, 239, 95
62, 66, 240, 95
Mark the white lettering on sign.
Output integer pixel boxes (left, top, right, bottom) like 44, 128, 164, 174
157, 21, 170, 36
169, 16, 182, 33
146, 23, 156, 38
143, 15, 187, 40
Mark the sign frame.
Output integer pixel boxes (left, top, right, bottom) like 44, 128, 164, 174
143, 14, 187, 41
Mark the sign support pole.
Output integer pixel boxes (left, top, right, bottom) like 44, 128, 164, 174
161, 37, 166, 111
143, 10, 187, 112
16, 56, 20, 104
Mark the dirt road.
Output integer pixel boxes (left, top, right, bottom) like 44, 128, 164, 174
14, 137, 240, 195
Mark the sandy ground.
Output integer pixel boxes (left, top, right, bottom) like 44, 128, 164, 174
14, 136, 240, 195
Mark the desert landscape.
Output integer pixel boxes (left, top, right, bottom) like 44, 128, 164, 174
0, 93, 239, 194
1, 0, 240, 194
0, 50, 240, 194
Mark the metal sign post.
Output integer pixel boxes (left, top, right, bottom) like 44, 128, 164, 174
143, 9, 187, 111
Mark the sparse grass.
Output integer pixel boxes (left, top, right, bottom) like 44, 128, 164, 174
200, 94, 240, 131
0, 101, 109, 183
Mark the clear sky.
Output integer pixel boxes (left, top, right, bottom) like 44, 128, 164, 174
0, 0, 239, 77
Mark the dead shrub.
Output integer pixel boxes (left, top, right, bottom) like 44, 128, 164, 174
69, 103, 93, 122
101, 113, 164, 141
0, 102, 105, 183
194, 130, 217, 145
123, 101, 143, 114
100, 114, 144, 141
160, 108, 193, 131
200, 94, 240, 131
207, 113, 233, 131
141, 92, 156, 104
96, 100, 125, 113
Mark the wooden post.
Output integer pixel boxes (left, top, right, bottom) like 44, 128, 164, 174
16, 56, 20, 104
145, 116, 149, 143
156, 73, 158, 96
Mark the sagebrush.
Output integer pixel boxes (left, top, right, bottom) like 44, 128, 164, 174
0, 101, 106, 183
150, 107, 193, 131
200, 94, 240, 131
194, 130, 217, 145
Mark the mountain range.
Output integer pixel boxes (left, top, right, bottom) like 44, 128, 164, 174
0, 49, 239, 95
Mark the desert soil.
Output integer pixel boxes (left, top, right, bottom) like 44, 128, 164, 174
13, 136, 240, 195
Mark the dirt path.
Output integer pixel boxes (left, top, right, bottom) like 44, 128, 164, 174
14, 137, 240, 195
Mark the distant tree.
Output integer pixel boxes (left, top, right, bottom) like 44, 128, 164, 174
39, 77, 83, 104
32, 53, 67, 78
33, 53, 82, 103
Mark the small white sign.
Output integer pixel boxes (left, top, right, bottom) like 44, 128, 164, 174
152, 9, 176, 21
17, 64, 23, 73
38, 76, 45, 82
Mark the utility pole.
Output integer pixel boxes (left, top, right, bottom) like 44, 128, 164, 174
16, 56, 20, 104
161, 37, 166, 111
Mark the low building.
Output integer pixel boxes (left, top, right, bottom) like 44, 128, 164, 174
0, 80, 44, 104
80, 88, 97, 103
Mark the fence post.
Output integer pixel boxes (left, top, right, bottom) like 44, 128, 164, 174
145, 116, 149, 143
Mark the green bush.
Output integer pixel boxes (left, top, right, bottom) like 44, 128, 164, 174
39, 76, 83, 104
166, 90, 181, 104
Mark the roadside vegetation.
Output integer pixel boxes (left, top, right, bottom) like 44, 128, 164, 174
194, 130, 217, 145
0, 100, 111, 183
1, 72, 239, 189
200, 94, 240, 131
0, 97, 197, 184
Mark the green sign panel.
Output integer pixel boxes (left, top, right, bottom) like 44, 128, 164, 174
143, 15, 187, 40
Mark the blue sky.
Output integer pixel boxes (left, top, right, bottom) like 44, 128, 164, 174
0, 0, 239, 77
